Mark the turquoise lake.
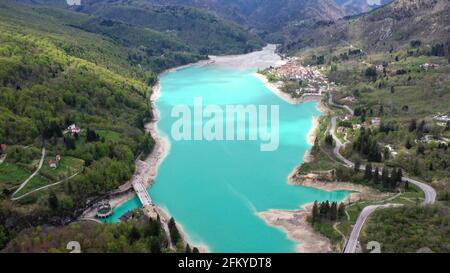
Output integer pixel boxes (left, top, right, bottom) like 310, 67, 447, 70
105, 62, 349, 252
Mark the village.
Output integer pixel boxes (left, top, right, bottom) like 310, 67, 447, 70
262, 57, 332, 99
333, 103, 449, 161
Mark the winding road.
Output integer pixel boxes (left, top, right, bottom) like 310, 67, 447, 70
343, 203, 403, 253
326, 93, 436, 253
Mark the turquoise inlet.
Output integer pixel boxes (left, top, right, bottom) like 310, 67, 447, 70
105, 60, 349, 252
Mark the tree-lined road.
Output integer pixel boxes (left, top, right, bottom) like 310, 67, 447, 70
326, 93, 436, 253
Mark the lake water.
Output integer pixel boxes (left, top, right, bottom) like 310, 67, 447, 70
104, 49, 349, 252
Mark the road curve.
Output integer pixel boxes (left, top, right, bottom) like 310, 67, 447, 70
326, 93, 436, 253
343, 204, 403, 253
11, 147, 46, 198
402, 177, 436, 205
327, 93, 436, 205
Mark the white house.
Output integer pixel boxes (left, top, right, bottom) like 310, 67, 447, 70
67, 124, 81, 134
371, 117, 381, 127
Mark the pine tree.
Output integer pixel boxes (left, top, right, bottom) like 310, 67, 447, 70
168, 217, 181, 245
390, 169, 398, 189
150, 238, 162, 253
373, 167, 380, 184
330, 202, 338, 221
86, 128, 99, 142
364, 163, 373, 181
418, 120, 426, 134
381, 168, 389, 189
396, 169, 403, 183
338, 203, 346, 220
405, 138, 412, 149
324, 201, 331, 219
312, 201, 319, 223
325, 134, 334, 147
48, 192, 59, 211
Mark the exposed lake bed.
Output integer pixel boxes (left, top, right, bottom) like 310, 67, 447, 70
105, 45, 352, 252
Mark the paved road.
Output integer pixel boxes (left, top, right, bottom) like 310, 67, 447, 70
11, 147, 46, 198
402, 177, 436, 205
326, 93, 437, 253
343, 203, 403, 253
327, 93, 436, 205
330, 116, 353, 167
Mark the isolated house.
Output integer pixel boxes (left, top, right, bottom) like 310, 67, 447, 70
67, 124, 81, 134
48, 160, 57, 169
371, 117, 381, 127
48, 155, 61, 169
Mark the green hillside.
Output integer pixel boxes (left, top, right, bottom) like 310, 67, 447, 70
74, 0, 265, 55
282, 0, 450, 252
0, 0, 264, 246
0, 10, 150, 212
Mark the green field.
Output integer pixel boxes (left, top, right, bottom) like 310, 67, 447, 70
14, 175, 51, 196
0, 162, 32, 191
39, 156, 84, 182
97, 130, 122, 142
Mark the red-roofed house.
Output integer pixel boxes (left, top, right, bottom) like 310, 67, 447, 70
48, 155, 61, 169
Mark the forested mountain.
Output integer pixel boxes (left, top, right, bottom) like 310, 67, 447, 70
282, 0, 450, 54
0, 0, 154, 229
0, 0, 263, 245
141, 0, 393, 42
15, 0, 265, 57
143, 0, 345, 38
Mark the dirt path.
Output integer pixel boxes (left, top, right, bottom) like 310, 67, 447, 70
11, 147, 45, 199
11, 171, 80, 201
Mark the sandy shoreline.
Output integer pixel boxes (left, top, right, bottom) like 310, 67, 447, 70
254, 64, 390, 253
258, 171, 389, 253
258, 205, 332, 253
93, 44, 356, 253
